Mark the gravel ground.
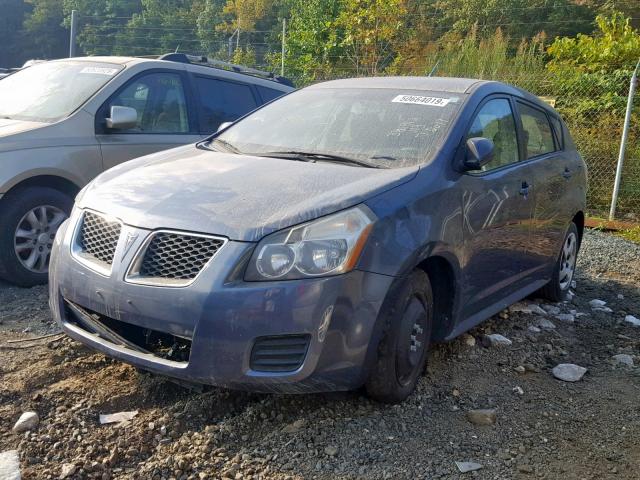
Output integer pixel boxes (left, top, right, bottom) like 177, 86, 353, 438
1, 229, 639, 480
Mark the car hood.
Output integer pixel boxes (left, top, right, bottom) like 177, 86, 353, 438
78, 145, 419, 242
0, 118, 48, 137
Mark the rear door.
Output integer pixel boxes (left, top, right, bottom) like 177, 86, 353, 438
96, 69, 202, 170
458, 96, 536, 317
515, 101, 576, 280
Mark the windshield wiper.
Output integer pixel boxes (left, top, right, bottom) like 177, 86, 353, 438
202, 138, 241, 153
254, 151, 385, 169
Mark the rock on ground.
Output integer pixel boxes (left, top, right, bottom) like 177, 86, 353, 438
552, 364, 587, 382
624, 315, 640, 327
466, 409, 497, 426
481, 334, 512, 347
0, 450, 20, 480
12, 412, 38, 433
455, 461, 482, 473
612, 354, 634, 367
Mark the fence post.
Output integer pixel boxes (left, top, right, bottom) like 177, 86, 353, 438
281, 18, 286, 77
69, 9, 78, 58
609, 58, 640, 221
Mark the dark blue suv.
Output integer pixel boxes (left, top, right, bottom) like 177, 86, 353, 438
49, 77, 586, 403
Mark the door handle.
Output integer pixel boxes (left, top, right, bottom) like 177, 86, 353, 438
519, 181, 530, 197
562, 168, 572, 179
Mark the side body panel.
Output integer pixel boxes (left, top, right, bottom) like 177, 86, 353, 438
0, 109, 103, 193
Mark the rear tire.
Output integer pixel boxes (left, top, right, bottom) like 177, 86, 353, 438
0, 186, 73, 287
539, 222, 579, 302
365, 270, 433, 404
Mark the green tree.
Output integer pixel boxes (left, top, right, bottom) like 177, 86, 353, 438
0, 0, 29, 66
273, 0, 345, 84
547, 11, 640, 73
336, 0, 407, 75
23, 0, 68, 60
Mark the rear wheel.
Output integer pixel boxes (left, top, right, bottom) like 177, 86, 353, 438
365, 270, 433, 404
539, 222, 579, 302
0, 187, 72, 287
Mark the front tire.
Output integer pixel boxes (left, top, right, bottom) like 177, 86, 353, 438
0, 187, 73, 287
365, 270, 433, 404
539, 222, 579, 302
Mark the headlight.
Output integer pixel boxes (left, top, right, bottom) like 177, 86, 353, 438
245, 205, 376, 281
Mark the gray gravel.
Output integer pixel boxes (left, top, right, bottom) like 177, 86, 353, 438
576, 229, 640, 278
1, 229, 639, 479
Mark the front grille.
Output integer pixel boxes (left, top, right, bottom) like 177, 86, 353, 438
250, 335, 310, 372
136, 232, 225, 282
78, 211, 121, 265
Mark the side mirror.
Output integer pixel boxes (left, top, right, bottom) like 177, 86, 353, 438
464, 137, 494, 171
217, 121, 233, 133
105, 106, 138, 130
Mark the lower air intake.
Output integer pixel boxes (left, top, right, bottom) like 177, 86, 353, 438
250, 335, 311, 372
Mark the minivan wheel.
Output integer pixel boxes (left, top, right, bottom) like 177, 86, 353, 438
365, 270, 433, 404
539, 222, 579, 302
0, 187, 73, 287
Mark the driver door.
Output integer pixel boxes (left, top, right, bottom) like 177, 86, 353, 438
95, 70, 202, 171
457, 96, 536, 317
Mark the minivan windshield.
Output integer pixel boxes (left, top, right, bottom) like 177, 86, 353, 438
214, 88, 463, 168
0, 61, 123, 123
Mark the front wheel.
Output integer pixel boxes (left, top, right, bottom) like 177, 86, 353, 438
365, 270, 433, 403
0, 187, 73, 287
539, 222, 579, 302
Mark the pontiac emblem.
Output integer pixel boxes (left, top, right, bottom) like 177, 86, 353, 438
122, 232, 138, 259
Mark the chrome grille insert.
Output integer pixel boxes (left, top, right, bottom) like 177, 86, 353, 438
72, 211, 122, 274
126, 231, 226, 286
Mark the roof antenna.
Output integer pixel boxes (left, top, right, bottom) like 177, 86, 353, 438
428, 60, 439, 77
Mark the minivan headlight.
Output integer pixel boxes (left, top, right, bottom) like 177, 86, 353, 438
244, 206, 376, 281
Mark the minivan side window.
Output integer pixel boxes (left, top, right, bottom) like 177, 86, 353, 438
518, 102, 556, 158
467, 98, 519, 171
256, 85, 286, 103
107, 72, 189, 133
195, 77, 258, 133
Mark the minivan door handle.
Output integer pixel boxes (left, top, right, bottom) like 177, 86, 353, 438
519, 181, 531, 197
562, 168, 572, 179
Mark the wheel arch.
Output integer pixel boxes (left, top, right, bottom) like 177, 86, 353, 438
416, 255, 458, 341
572, 211, 584, 250
2, 174, 81, 201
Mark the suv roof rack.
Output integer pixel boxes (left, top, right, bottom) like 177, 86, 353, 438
158, 53, 294, 87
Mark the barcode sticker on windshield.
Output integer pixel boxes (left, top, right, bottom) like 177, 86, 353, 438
392, 95, 451, 107
80, 67, 119, 76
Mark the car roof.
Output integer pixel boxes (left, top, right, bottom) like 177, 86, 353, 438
308, 76, 558, 115
308, 76, 486, 93
51, 56, 293, 91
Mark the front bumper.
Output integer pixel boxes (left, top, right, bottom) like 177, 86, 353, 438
49, 213, 393, 393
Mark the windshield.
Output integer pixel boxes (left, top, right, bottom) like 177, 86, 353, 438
0, 61, 123, 123
215, 87, 463, 168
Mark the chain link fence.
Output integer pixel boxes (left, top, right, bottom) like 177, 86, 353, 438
500, 72, 639, 220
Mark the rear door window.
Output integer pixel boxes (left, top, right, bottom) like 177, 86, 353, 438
107, 72, 190, 133
549, 115, 564, 149
517, 102, 556, 158
195, 77, 258, 133
467, 98, 519, 171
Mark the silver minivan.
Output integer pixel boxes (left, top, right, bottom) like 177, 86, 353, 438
0, 54, 293, 286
